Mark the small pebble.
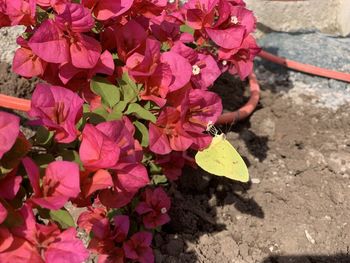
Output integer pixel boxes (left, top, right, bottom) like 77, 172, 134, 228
304, 230, 316, 244
251, 178, 261, 184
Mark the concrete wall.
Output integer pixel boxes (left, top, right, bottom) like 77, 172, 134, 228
246, 0, 350, 36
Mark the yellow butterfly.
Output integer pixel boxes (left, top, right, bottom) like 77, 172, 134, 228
195, 125, 249, 183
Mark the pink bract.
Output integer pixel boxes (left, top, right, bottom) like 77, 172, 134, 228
0, 111, 20, 159
28, 83, 83, 143
135, 187, 171, 229
23, 158, 81, 210
123, 231, 154, 263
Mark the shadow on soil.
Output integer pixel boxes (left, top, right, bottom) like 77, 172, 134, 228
262, 253, 350, 263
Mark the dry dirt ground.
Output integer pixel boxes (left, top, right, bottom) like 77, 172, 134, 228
1, 56, 350, 263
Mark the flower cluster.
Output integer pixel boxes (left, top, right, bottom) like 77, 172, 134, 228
0, 0, 259, 262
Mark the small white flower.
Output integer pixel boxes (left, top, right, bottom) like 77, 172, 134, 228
222, 60, 228, 66
161, 207, 167, 214
192, 65, 201, 75
168, 0, 175, 3
230, 16, 239, 24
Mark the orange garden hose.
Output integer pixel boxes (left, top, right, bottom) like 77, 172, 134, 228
0, 94, 31, 112
1, 50, 350, 125
216, 72, 259, 125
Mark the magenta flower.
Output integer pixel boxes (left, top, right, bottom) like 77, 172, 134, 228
13, 47, 47, 78
5, 0, 36, 26
123, 232, 154, 263
28, 83, 83, 143
0, 203, 7, 224
58, 50, 115, 85
135, 187, 171, 229
45, 228, 90, 263
156, 151, 186, 181
218, 35, 260, 79
28, 3, 101, 69
171, 42, 221, 90
89, 119, 149, 208
82, 0, 134, 21
0, 111, 20, 159
1, 205, 89, 263
149, 106, 193, 155
0, 172, 22, 200
23, 158, 81, 210
36, 0, 69, 13
79, 124, 121, 171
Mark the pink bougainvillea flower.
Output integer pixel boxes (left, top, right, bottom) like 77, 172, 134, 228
132, 0, 167, 18
5, 0, 36, 26
156, 151, 186, 181
126, 38, 162, 82
171, 41, 221, 90
79, 124, 121, 171
0, 202, 7, 224
13, 47, 47, 78
140, 62, 172, 107
183, 0, 245, 49
28, 3, 101, 69
77, 205, 107, 234
149, 12, 181, 43
45, 228, 89, 263
114, 19, 148, 62
82, 0, 134, 21
80, 119, 149, 207
22, 158, 81, 210
98, 161, 149, 208
161, 51, 192, 92
0, 227, 14, 253
135, 187, 171, 229
78, 207, 128, 262
149, 106, 193, 155
182, 0, 218, 30
0, 171, 22, 200
58, 50, 115, 85
80, 169, 114, 198
36, 0, 69, 13
28, 83, 83, 143
123, 231, 154, 263
2, 205, 89, 263
218, 35, 260, 79
0, 111, 20, 159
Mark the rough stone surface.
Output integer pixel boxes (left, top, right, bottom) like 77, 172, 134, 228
0, 26, 24, 64
258, 32, 350, 109
246, 0, 350, 36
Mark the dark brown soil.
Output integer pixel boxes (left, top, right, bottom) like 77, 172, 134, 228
1, 60, 349, 263
156, 71, 350, 263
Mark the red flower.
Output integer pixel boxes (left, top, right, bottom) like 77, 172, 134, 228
135, 187, 171, 229
123, 231, 154, 263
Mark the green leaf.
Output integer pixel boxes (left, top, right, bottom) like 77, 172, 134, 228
117, 72, 139, 103
83, 105, 108, 125
125, 103, 156, 123
151, 175, 168, 185
161, 42, 170, 51
61, 150, 82, 167
180, 24, 195, 35
106, 108, 123, 121
33, 154, 55, 168
134, 121, 149, 147
91, 77, 120, 108
35, 126, 54, 146
149, 162, 162, 175
114, 101, 128, 113
49, 209, 75, 229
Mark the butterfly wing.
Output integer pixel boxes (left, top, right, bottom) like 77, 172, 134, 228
195, 135, 249, 182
